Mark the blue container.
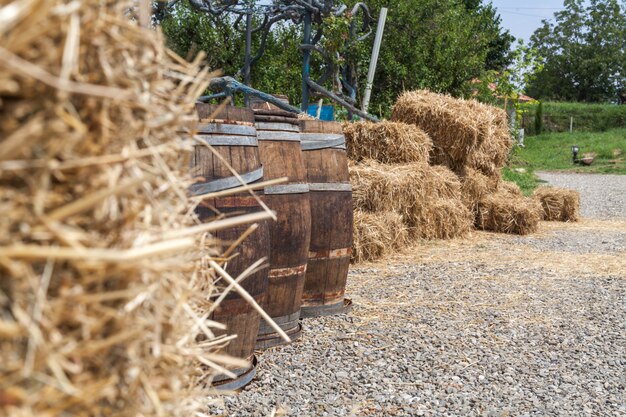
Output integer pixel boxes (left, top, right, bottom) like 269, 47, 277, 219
307, 104, 335, 121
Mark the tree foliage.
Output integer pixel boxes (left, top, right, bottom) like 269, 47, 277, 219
527, 0, 626, 103
159, 0, 514, 116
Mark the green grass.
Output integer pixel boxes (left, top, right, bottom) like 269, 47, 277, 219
502, 167, 539, 196
522, 102, 626, 135
515, 128, 626, 174
504, 128, 626, 192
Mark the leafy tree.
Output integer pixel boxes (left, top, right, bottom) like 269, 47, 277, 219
360, 0, 514, 115
527, 0, 626, 102
160, 0, 515, 117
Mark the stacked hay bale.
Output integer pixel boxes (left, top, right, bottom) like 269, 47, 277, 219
393, 90, 540, 235
345, 121, 474, 262
533, 187, 581, 222
0, 1, 257, 414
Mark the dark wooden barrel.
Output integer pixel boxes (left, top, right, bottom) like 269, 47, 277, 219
299, 120, 353, 317
253, 109, 311, 349
192, 103, 270, 390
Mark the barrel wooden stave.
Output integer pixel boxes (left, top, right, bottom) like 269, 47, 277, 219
254, 115, 311, 344
193, 103, 269, 383
300, 120, 353, 316
303, 190, 352, 307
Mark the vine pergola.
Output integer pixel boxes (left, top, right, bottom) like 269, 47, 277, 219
156, 0, 378, 120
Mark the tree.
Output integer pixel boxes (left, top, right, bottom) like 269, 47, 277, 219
527, 0, 626, 103
160, 0, 515, 117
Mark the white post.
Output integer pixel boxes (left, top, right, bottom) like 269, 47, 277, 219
361, 7, 388, 114
570, 116, 573, 133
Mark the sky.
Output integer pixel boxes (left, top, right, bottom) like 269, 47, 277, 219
489, 0, 569, 43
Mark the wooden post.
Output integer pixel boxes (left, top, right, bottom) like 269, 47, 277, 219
570, 116, 573, 133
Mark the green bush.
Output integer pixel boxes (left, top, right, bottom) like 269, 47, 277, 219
522, 102, 626, 135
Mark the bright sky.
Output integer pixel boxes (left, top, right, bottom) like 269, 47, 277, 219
489, 1, 570, 43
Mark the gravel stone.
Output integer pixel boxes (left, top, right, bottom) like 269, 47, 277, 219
209, 175, 626, 416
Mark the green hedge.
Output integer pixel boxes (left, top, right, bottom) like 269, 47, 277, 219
521, 102, 626, 136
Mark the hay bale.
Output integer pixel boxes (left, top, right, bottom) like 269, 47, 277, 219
426, 165, 464, 199
350, 160, 471, 240
498, 180, 523, 197
392, 90, 512, 176
467, 125, 513, 176
392, 90, 506, 165
459, 168, 499, 209
343, 121, 432, 164
0, 1, 236, 415
350, 159, 431, 213
352, 210, 409, 263
407, 198, 474, 240
533, 187, 581, 222
475, 193, 541, 235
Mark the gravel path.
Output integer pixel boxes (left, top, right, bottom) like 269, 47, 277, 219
211, 175, 626, 417
536, 172, 626, 220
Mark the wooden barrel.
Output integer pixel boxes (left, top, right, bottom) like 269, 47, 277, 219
253, 109, 311, 349
192, 103, 269, 390
299, 120, 353, 317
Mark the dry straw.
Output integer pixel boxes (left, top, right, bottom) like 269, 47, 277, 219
392, 90, 504, 163
498, 180, 523, 197
0, 0, 259, 415
392, 90, 512, 176
350, 160, 471, 241
459, 168, 499, 210
533, 187, 581, 222
352, 210, 409, 263
475, 193, 541, 235
407, 198, 473, 240
343, 121, 432, 164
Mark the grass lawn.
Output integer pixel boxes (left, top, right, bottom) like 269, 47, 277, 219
504, 128, 626, 193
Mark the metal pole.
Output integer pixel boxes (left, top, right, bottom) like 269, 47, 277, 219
301, 5, 312, 112
361, 7, 387, 114
570, 116, 573, 133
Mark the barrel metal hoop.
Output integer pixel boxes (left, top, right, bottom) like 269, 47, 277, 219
300, 134, 345, 150
199, 118, 255, 127
189, 166, 264, 196
195, 123, 257, 136
256, 131, 301, 142
195, 134, 258, 147
268, 263, 307, 278
264, 183, 310, 195
301, 137, 346, 151
308, 183, 352, 192
255, 122, 299, 132
308, 247, 352, 260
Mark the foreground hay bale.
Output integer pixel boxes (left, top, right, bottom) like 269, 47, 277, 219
475, 193, 541, 235
352, 210, 409, 263
0, 1, 237, 415
533, 187, 581, 222
343, 121, 432, 164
